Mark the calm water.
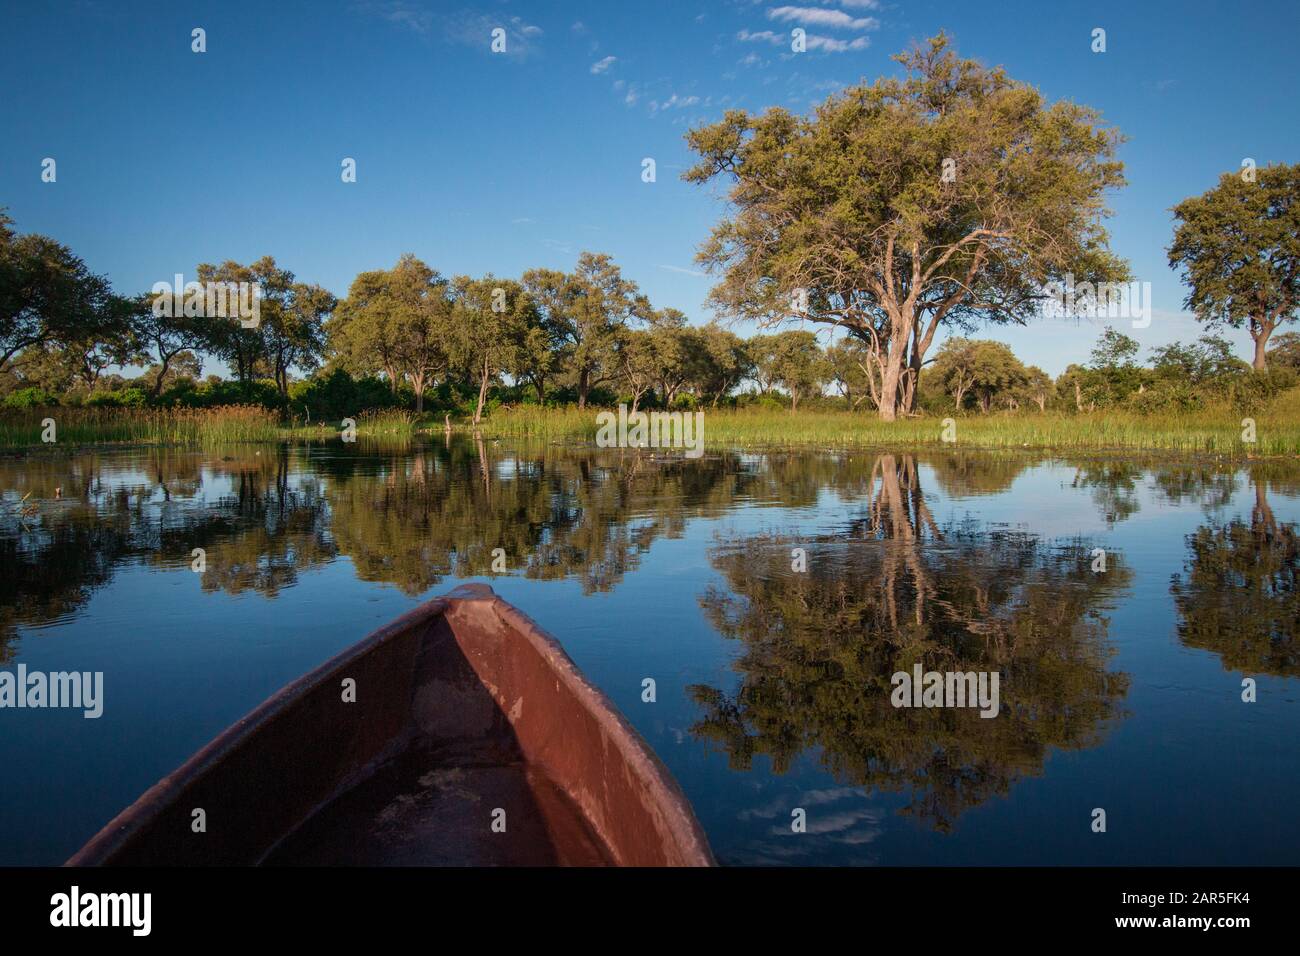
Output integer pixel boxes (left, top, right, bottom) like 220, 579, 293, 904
2, 438, 1298, 866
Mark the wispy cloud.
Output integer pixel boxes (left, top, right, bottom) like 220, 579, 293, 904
590, 55, 617, 74
738, 29, 783, 45
768, 5, 879, 31
739, 25, 869, 53
443, 10, 543, 58
356, 1, 435, 34
649, 93, 701, 113
658, 264, 707, 277
806, 34, 870, 52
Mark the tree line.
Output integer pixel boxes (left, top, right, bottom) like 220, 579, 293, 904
3, 34, 1296, 422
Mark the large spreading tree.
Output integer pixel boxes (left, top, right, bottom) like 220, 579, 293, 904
1169, 162, 1300, 370
0, 211, 119, 375
684, 33, 1129, 420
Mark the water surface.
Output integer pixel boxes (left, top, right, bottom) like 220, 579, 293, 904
2, 438, 1297, 865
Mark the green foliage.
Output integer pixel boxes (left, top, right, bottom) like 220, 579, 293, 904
928, 337, 1030, 413
1169, 163, 1300, 369
288, 368, 407, 421
83, 386, 148, 408
684, 33, 1128, 419
2, 386, 58, 408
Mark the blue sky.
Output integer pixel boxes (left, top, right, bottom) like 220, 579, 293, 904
2, 0, 1297, 376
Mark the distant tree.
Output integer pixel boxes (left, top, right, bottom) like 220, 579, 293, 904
194, 259, 267, 386
1021, 365, 1053, 412
1057, 363, 1090, 412
1266, 331, 1300, 371
526, 253, 649, 409
929, 338, 980, 411
747, 334, 782, 397
825, 338, 875, 410
129, 293, 211, 397
684, 33, 1128, 420
927, 338, 1026, 413
645, 309, 701, 408
765, 330, 825, 411
330, 268, 405, 391
1086, 327, 1145, 406
1149, 335, 1244, 385
617, 328, 659, 412
329, 255, 452, 412
693, 324, 752, 407
1169, 163, 1300, 370
273, 281, 335, 397
968, 341, 1026, 413
451, 275, 529, 425
514, 271, 567, 403
0, 212, 119, 374
197, 258, 334, 398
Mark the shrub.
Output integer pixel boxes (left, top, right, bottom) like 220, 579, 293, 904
2, 387, 58, 409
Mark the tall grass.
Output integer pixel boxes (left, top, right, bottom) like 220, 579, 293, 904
0, 405, 279, 448
279, 408, 422, 442
477, 396, 1300, 457
355, 408, 420, 436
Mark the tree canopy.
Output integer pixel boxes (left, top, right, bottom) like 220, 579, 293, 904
1170, 163, 1300, 370
684, 32, 1128, 420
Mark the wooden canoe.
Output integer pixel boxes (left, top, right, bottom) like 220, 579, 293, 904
69, 584, 714, 867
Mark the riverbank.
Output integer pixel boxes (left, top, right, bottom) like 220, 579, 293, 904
5, 393, 1300, 457
473, 395, 1300, 457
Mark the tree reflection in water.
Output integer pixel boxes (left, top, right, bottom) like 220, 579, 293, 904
1171, 474, 1300, 677
689, 453, 1134, 831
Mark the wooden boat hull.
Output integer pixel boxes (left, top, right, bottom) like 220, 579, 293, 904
69, 584, 714, 867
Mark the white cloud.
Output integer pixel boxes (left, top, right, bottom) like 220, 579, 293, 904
658, 264, 707, 277
648, 93, 701, 114
359, 1, 434, 34
768, 6, 879, 30
805, 34, 870, 52
590, 55, 617, 74
738, 29, 783, 45
443, 12, 543, 57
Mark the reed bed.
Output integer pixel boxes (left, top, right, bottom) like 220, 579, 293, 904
5, 396, 1299, 458
0, 405, 279, 448
279, 408, 422, 441
477, 399, 1300, 457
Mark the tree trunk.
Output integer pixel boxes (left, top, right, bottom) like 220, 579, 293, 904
152, 352, 173, 398
876, 310, 912, 422
473, 358, 490, 426
577, 368, 590, 410
878, 347, 908, 421
1253, 322, 1272, 370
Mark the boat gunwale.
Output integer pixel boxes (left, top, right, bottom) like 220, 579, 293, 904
66, 585, 715, 867
462, 587, 715, 866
